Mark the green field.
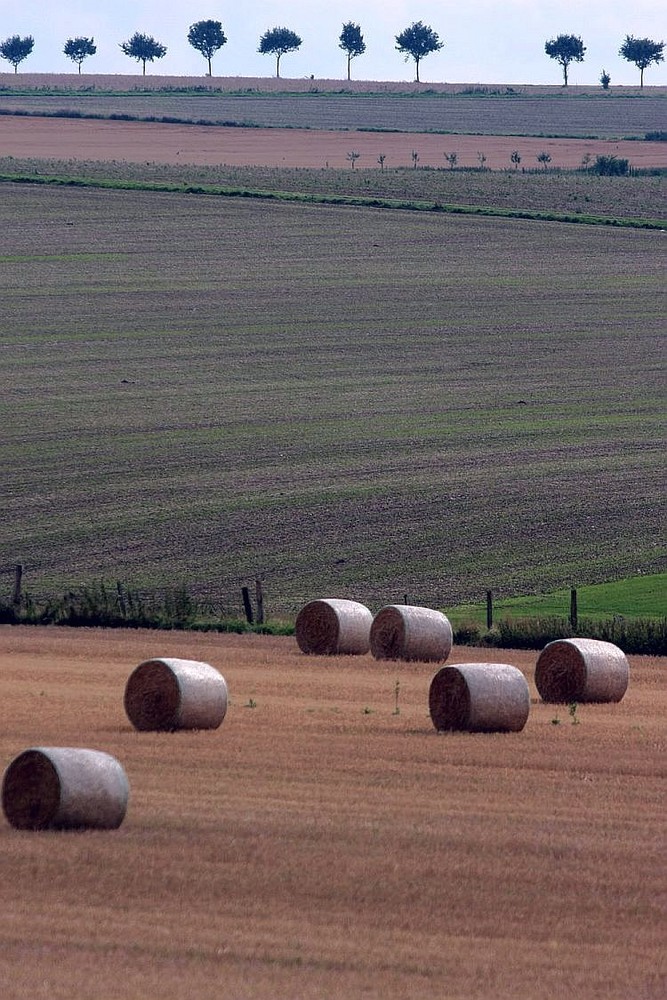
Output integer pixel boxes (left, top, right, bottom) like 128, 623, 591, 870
1, 178, 664, 616
449, 574, 666, 625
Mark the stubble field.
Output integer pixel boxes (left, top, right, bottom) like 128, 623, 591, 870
1, 626, 665, 999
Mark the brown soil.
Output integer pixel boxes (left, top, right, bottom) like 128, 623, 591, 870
1, 114, 665, 170
1, 625, 665, 999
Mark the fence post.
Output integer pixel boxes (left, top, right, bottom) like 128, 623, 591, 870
486, 590, 493, 630
241, 586, 254, 625
255, 578, 264, 625
570, 588, 578, 630
12, 564, 23, 606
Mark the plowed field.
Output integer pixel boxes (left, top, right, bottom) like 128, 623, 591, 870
1, 115, 666, 170
1, 625, 665, 999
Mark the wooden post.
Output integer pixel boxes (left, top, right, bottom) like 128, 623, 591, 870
12, 564, 23, 606
486, 590, 493, 630
255, 578, 264, 625
404, 594, 408, 605
570, 588, 578, 630
241, 586, 254, 624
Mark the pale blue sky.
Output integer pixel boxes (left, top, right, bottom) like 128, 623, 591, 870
0, 1, 664, 85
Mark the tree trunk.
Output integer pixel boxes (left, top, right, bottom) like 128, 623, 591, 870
347, 54, 351, 80
640, 67, 644, 87
142, 61, 146, 75
208, 56, 212, 76
276, 54, 281, 78
415, 58, 420, 83
563, 63, 568, 86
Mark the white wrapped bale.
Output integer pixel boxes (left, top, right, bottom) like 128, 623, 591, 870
429, 663, 530, 733
2, 747, 129, 831
370, 604, 453, 662
295, 598, 373, 655
124, 657, 228, 731
535, 638, 629, 703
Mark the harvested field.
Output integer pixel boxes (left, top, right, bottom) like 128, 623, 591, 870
1, 115, 665, 170
0, 625, 665, 999
1, 90, 666, 139
0, 183, 664, 612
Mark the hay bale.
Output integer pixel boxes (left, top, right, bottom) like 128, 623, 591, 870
295, 598, 373, 655
124, 657, 228, 731
535, 638, 629, 703
429, 663, 530, 732
370, 604, 452, 662
2, 747, 129, 831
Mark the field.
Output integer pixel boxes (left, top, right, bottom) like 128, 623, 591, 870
1, 626, 665, 999
1, 89, 666, 138
1, 180, 665, 615
1, 115, 666, 172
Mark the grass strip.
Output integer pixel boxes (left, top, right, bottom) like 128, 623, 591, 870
1, 171, 664, 229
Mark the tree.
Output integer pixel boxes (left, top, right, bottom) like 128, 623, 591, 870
395, 22, 443, 83
258, 27, 302, 78
0, 35, 34, 74
544, 34, 586, 86
619, 36, 664, 87
339, 22, 365, 81
64, 37, 96, 74
187, 20, 227, 76
119, 32, 167, 75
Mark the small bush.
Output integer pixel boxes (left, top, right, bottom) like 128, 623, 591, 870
592, 155, 630, 176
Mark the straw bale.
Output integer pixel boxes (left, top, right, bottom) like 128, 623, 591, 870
370, 604, 453, 662
535, 638, 629, 703
295, 598, 373, 655
124, 657, 228, 731
2, 747, 129, 830
429, 663, 530, 732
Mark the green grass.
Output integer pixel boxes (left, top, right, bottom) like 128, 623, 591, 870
448, 574, 667, 625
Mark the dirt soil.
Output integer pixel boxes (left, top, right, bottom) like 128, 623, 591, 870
1, 115, 666, 170
1, 626, 664, 999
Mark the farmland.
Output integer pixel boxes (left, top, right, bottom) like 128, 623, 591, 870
1, 180, 664, 615
1, 626, 665, 999
1, 88, 666, 138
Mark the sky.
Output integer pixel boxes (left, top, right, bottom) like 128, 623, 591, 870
0, 1, 664, 86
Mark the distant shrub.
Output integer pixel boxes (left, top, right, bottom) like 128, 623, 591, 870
645, 130, 667, 142
482, 615, 666, 655
592, 155, 630, 176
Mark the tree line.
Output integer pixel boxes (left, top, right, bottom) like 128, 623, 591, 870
0, 22, 664, 87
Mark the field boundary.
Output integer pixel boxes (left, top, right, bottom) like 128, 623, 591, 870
1, 170, 664, 230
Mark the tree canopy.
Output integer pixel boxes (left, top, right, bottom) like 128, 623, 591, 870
395, 22, 443, 83
187, 20, 227, 76
63, 37, 96, 74
339, 22, 366, 81
0, 35, 34, 74
119, 32, 167, 75
258, 26, 302, 78
619, 35, 664, 87
544, 34, 586, 86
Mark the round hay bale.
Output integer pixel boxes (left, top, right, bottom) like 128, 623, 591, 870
535, 638, 629, 703
429, 663, 530, 732
370, 604, 452, 662
295, 598, 373, 655
2, 747, 129, 831
124, 657, 228, 731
